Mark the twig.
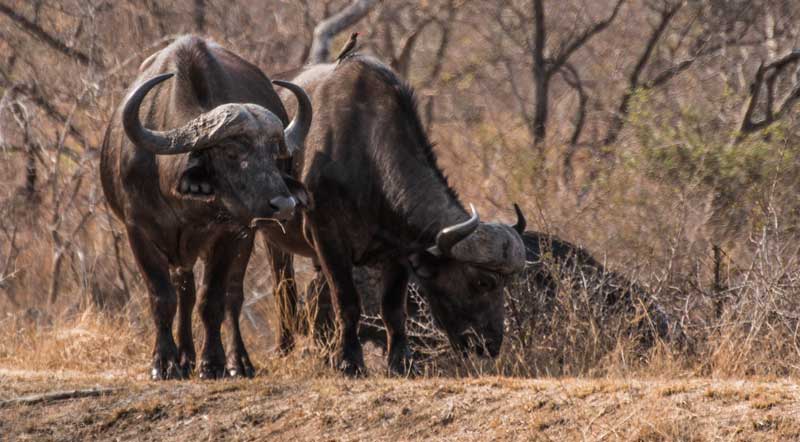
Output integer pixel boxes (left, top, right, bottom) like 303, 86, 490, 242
0, 388, 118, 408
0, 2, 104, 68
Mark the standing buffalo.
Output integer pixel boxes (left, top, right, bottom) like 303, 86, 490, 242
100, 36, 311, 380
257, 55, 526, 376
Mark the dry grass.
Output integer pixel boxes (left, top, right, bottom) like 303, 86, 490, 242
3, 0, 800, 439
2, 365, 800, 441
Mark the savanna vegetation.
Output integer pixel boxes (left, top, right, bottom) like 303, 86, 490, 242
2, 1, 800, 440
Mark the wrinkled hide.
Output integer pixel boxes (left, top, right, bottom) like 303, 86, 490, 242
100, 35, 311, 380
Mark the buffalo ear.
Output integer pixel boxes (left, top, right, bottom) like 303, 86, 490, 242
408, 252, 436, 279
283, 174, 313, 209
176, 153, 215, 198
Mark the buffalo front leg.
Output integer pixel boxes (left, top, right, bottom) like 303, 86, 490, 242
380, 263, 416, 376
265, 242, 300, 354
308, 225, 365, 377
172, 268, 196, 378
197, 234, 248, 380
224, 236, 255, 378
127, 227, 182, 381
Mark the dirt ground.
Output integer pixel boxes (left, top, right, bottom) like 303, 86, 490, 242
2, 368, 800, 442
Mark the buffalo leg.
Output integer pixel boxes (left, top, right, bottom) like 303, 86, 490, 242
172, 268, 196, 378
380, 263, 415, 376
196, 234, 245, 380
224, 236, 255, 378
126, 227, 182, 381
265, 242, 299, 354
307, 225, 365, 377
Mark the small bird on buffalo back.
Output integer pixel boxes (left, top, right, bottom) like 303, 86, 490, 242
336, 32, 359, 63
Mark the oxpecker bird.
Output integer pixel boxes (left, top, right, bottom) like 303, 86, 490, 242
336, 32, 359, 63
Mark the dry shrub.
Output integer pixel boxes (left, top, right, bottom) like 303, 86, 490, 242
2, 0, 800, 383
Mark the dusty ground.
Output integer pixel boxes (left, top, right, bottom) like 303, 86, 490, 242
2, 368, 800, 442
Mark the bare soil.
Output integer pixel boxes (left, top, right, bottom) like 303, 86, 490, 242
2, 368, 800, 442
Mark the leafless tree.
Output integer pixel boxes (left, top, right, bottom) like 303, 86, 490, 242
491, 0, 625, 151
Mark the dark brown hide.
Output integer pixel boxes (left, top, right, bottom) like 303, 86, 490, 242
260, 56, 526, 376
100, 35, 310, 380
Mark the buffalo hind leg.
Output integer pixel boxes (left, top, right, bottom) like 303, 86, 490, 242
197, 234, 246, 379
381, 263, 416, 376
173, 269, 196, 378
308, 226, 365, 377
224, 236, 255, 378
126, 227, 182, 381
266, 242, 300, 354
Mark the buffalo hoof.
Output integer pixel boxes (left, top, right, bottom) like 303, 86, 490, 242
151, 357, 184, 381
333, 348, 367, 378
338, 359, 367, 378
198, 361, 226, 380
226, 355, 255, 379
178, 351, 196, 378
388, 348, 419, 378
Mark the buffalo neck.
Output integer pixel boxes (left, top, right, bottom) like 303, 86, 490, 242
373, 124, 468, 246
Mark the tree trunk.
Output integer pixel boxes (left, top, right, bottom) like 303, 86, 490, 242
194, 0, 206, 33
531, 0, 547, 148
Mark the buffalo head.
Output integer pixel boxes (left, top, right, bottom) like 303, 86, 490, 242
121, 73, 312, 225
409, 204, 526, 358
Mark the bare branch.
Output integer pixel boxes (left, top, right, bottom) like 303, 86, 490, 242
548, 0, 626, 74
735, 50, 800, 144
559, 63, 589, 185
0, 388, 117, 408
0, 2, 103, 68
307, 0, 380, 64
603, 1, 684, 147
391, 18, 435, 77
528, 0, 625, 147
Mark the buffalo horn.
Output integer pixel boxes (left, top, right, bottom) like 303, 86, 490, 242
512, 203, 526, 234
427, 204, 480, 257
122, 72, 264, 155
272, 80, 313, 158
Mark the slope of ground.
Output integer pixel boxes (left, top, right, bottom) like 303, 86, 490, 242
2, 368, 799, 442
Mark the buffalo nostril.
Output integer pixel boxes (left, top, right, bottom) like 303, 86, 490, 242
269, 196, 297, 220
270, 196, 296, 210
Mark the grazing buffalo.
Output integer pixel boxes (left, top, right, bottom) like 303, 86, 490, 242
346, 230, 683, 354
100, 36, 311, 380
257, 55, 526, 376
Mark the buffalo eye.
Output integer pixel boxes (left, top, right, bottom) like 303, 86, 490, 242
474, 274, 498, 291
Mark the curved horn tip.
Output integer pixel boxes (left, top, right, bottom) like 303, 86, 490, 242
122, 72, 177, 152
127, 72, 175, 99
272, 79, 312, 157
512, 203, 526, 234
434, 203, 480, 257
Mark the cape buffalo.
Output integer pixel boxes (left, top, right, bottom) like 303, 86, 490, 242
258, 55, 526, 376
100, 36, 312, 380
346, 230, 682, 354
